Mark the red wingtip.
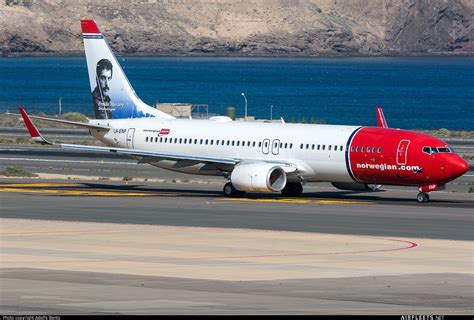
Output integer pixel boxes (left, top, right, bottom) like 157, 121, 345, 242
19, 107, 40, 138
376, 105, 388, 128
81, 20, 101, 34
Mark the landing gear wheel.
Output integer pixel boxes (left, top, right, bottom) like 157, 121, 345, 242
281, 182, 303, 197
416, 192, 430, 203
223, 182, 245, 198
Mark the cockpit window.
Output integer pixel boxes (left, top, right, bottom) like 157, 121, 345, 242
423, 146, 452, 155
436, 147, 451, 153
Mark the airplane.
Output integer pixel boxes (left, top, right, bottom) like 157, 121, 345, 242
17, 19, 469, 203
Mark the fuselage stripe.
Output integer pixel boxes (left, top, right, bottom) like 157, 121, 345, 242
345, 126, 363, 183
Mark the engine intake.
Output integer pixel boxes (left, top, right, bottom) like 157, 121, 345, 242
231, 163, 287, 192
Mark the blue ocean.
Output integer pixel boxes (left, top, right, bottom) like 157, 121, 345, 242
0, 57, 472, 130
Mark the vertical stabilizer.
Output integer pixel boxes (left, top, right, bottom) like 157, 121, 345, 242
81, 20, 174, 120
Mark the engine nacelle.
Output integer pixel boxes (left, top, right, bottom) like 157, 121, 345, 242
331, 182, 371, 191
231, 163, 287, 192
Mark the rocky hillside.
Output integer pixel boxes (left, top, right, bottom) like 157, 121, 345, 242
1, 0, 472, 56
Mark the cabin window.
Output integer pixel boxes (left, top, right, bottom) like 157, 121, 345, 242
351, 146, 354, 152
367, 147, 371, 153
236, 141, 240, 146
361, 147, 365, 152
340, 146, 343, 151
317, 145, 320, 150
356, 146, 359, 152
328, 145, 332, 151
322, 145, 325, 150
205, 139, 208, 145
372, 147, 376, 153
145, 137, 149, 142
300, 144, 303, 149
253, 142, 256, 147
231, 141, 234, 146
378, 147, 382, 153
290, 143, 293, 149
259, 142, 262, 147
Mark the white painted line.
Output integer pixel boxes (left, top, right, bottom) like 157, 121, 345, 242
0, 157, 140, 166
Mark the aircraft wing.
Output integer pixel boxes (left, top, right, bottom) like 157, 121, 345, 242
20, 107, 300, 169
60, 143, 237, 165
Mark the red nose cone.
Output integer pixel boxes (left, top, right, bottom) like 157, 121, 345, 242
452, 157, 469, 178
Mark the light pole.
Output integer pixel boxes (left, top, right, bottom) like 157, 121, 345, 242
241, 92, 247, 119
270, 104, 273, 120
58, 97, 62, 116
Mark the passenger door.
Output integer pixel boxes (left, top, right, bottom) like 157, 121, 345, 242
126, 128, 135, 149
272, 139, 280, 155
262, 139, 270, 154
396, 140, 410, 165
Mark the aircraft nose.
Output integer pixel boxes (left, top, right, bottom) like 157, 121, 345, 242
449, 156, 469, 178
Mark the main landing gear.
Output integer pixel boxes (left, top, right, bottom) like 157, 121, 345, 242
416, 192, 430, 203
281, 182, 303, 197
223, 182, 245, 197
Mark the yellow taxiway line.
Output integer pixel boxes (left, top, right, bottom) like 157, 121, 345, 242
220, 198, 373, 205
0, 187, 159, 197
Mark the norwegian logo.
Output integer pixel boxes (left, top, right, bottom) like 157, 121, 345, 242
159, 128, 170, 135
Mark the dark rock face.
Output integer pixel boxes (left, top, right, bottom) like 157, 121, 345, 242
1, 0, 472, 56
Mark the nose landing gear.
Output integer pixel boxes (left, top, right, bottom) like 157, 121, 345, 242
416, 192, 430, 203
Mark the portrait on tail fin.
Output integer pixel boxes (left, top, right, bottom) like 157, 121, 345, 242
92, 58, 113, 119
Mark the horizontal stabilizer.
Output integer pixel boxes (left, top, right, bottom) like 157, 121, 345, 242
13, 108, 110, 131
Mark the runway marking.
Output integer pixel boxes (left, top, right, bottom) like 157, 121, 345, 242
0, 183, 81, 188
0, 187, 171, 197
198, 237, 418, 260
219, 198, 373, 205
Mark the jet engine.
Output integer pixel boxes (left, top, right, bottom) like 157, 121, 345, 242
231, 163, 287, 192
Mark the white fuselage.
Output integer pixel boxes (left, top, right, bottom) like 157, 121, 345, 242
90, 118, 360, 183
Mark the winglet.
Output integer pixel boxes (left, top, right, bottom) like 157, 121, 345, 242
376, 106, 388, 128
19, 107, 53, 145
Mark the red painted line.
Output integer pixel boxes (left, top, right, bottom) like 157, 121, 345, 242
197, 237, 418, 260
